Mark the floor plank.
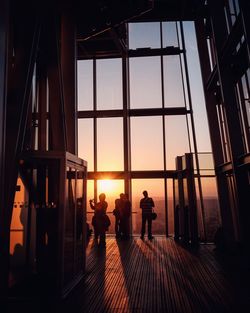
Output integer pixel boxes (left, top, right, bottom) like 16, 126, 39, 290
61, 237, 250, 313
6, 236, 250, 313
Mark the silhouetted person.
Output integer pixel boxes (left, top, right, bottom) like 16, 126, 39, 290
113, 193, 124, 238
140, 190, 155, 240
120, 193, 131, 240
90, 193, 109, 247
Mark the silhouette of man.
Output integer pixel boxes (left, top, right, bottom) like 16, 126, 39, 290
90, 193, 109, 247
113, 193, 124, 238
120, 193, 131, 240
140, 190, 155, 240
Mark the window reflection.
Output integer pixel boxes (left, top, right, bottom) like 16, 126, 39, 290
77, 60, 93, 111
129, 22, 161, 49
97, 118, 124, 171
78, 119, 94, 171
131, 117, 164, 170
165, 116, 190, 169
130, 57, 162, 109
163, 55, 185, 107
162, 22, 179, 48
97, 59, 122, 110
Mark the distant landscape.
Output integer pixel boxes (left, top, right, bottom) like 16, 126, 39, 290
87, 197, 221, 242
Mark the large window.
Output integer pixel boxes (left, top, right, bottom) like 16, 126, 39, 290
235, 69, 250, 153
78, 119, 94, 171
97, 59, 123, 110
77, 60, 93, 111
162, 22, 179, 47
97, 118, 124, 171
163, 55, 185, 107
165, 116, 190, 169
129, 57, 162, 109
131, 116, 164, 170
77, 21, 215, 238
129, 22, 161, 49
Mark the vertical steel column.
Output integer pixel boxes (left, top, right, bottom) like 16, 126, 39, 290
61, 6, 77, 155
0, 0, 9, 300
180, 21, 207, 242
93, 59, 98, 201
239, 0, 250, 65
0, 1, 40, 298
209, 0, 249, 243
160, 22, 168, 237
175, 156, 185, 241
194, 18, 236, 244
122, 54, 132, 235
37, 60, 47, 151
122, 56, 131, 196
185, 153, 199, 246
47, 15, 66, 151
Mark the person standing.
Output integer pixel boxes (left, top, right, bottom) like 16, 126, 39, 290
113, 193, 124, 238
90, 193, 109, 247
120, 193, 131, 240
140, 190, 155, 240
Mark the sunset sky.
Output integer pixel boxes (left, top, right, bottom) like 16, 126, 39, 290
9, 22, 218, 247
77, 21, 215, 201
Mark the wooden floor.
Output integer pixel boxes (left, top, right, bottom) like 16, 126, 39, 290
60, 236, 250, 313
6, 236, 250, 313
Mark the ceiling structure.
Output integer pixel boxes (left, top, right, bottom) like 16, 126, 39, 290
76, 0, 205, 59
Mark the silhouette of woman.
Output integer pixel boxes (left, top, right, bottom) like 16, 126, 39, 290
90, 193, 110, 247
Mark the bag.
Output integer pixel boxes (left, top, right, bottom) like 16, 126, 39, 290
151, 211, 157, 220
113, 207, 120, 217
103, 214, 111, 230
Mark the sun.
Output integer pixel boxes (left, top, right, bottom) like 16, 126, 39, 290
98, 179, 117, 194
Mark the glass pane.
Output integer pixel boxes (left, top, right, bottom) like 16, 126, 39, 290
165, 116, 190, 169
162, 22, 179, 47
131, 116, 164, 170
129, 22, 161, 49
76, 171, 84, 273
183, 21, 212, 152
163, 55, 185, 107
10, 177, 28, 266
196, 177, 221, 242
129, 57, 162, 109
78, 119, 93, 171
97, 59, 122, 110
131, 179, 165, 235
77, 60, 93, 111
194, 153, 215, 176
64, 168, 76, 285
86, 180, 94, 233
97, 118, 124, 171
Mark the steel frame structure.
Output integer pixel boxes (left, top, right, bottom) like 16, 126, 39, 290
1, 0, 250, 303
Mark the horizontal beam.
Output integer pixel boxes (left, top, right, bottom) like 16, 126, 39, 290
77, 46, 183, 60
78, 107, 189, 119
216, 162, 233, 174
238, 153, 250, 167
87, 170, 177, 180
128, 47, 183, 58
